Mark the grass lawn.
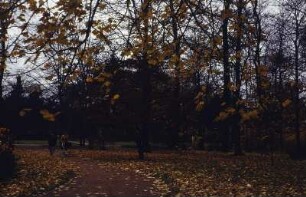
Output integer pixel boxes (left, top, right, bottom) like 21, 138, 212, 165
14, 140, 48, 145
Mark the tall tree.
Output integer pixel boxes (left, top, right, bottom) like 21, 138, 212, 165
125, 0, 155, 159
282, 0, 306, 159
232, 0, 244, 155
252, 0, 263, 103
221, 0, 232, 151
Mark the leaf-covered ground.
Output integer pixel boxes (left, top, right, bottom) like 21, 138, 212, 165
0, 149, 77, 197
1, 148, 306, 197
70, 149, 306, 197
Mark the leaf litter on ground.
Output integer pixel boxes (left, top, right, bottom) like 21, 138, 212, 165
0, 149, 78, 197
70, 149, 306, 197
1, 149, 306, 197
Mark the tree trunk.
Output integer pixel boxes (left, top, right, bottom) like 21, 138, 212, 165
0, 20, 7, 99
169, 0, 181, 148
222, 0, 231, 105
294, 17, 301, 159
253, 0, 263, 103
279, 69, 284, 151
222, 0, 232, 151
138, 0, 152, 160
138, 62, 152, 159
233, 0, 243, 155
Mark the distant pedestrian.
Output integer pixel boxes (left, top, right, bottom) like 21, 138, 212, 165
48, 132, 57, 156
60, 134, 69, 156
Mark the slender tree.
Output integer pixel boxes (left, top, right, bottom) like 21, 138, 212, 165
282, 0, 306, 158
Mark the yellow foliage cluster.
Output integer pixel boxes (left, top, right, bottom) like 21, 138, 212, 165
195, 101, 205, 112
194, 86, 206, 112
215, 107, 236, 121
282, 99, 292, 108
111, 94, 120, 105
240, 109, 259, 122
40, 110, 61, 122
104, 81, 111, 87
113, 94, 120, 100
86, 77, 94, 83
86, 73, 113, 85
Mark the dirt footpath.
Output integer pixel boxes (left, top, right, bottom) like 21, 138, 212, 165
43, 156, 160, 197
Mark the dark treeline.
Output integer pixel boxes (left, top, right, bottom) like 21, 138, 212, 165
0, 0, 306, 159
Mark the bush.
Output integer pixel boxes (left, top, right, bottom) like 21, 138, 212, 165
0, 150, 16, 180
0, 128, 16, 181
285, 132, 306, 160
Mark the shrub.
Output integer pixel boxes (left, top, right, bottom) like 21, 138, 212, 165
0, 128, 16, 181
285, 132, 306, 160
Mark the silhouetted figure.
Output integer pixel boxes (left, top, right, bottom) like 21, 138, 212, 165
8, 131, 14, 151
136, 124, 144, 159
136, 123, 151, 159
60, 134, 69, 156
98, 128, 106, 150
79, 135, 86, 146
48, 132, 57, 155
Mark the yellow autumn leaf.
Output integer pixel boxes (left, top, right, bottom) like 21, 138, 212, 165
240, 109, 259, 122
86, 77, 94, 83
215, 111, 229, 121
39, 110, 59, 122
215, 107, 236, 121
148, 59, 158, 65
113, 94, 120, 100
195, 101, 205, 112
104, 81, 111, 87
226, 107, 236, 114
282, 99, 292, 108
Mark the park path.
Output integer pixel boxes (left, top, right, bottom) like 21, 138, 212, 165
42, 153, 160, 197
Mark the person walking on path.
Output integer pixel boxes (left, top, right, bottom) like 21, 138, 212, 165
60, 134, 69, 156
48, 132, 57, 156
